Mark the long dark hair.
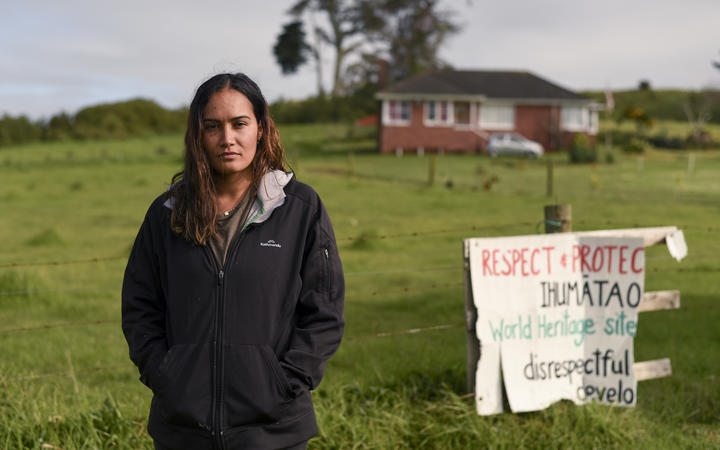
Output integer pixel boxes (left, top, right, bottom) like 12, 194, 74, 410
168, 73, 287, 245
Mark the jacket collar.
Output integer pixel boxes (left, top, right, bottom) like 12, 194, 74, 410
162, 170, 293, 227
247, 170, 293, 226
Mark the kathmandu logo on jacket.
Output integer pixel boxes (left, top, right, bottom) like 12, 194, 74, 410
260, 239, 282, 248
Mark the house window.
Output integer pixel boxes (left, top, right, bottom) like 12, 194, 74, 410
424, 101, 451, 125
589, 110, 599, 134
388, 100, 410, 123
479, 103, 515, 129
439, 102, 448, 121
454, 102, 470, 125
561, 106, 589, 131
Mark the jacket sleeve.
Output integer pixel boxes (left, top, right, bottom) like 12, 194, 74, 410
121, 204, 168, 391
280, 199, 345, 396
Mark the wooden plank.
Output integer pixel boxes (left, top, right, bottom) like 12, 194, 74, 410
634, 358, 672, 381
574, 226, 678, 247
639, 290, 681, 312
463, 240, 479, 394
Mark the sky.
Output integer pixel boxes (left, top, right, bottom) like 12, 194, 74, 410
2, 0, 719, 120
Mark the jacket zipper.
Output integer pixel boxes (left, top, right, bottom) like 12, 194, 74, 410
209, 256, 225, 450
208, 220, 257, 449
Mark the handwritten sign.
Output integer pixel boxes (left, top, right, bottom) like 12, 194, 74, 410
468, 234, 644, 415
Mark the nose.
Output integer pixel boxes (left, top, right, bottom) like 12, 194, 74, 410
220, 124, 233, 147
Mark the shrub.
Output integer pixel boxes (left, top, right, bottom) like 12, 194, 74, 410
623, 138, 649, 154
604, 150, 616, 164
569, 134, 597, 163
647, 135, 686, 150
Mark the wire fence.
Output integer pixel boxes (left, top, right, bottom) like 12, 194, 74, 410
2, 221, 719, 384
4, 323, 466, 383
6, 300, 720, 383
2, 287, 718, 337
1, 220, 717, 270
2, 261, 719, 298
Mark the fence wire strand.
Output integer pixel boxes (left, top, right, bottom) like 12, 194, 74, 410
5, 364, 133, 382
0, 256, 126, 269
0, 286, 120, 296
3, 262, 719, 297
346, 323, 462, 341
0, 319, 117, 335
1, 221, 718, 270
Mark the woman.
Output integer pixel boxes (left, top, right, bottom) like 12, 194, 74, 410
122, 73, 344, 449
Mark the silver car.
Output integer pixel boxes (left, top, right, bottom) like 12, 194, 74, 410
487, 132, 544, 158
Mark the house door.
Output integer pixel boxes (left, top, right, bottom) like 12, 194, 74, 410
454, 102, 470, 125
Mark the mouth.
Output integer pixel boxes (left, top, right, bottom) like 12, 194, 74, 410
219, 152, 240, 158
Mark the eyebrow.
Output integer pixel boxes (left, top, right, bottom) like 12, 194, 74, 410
203, 115, 252, 122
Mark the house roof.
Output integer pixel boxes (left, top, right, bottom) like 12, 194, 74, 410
379, 70, 589, 101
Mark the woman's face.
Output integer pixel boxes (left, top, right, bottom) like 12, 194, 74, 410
201, 89, 262, 179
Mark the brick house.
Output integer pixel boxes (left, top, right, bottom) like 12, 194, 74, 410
376, 69, 598, 154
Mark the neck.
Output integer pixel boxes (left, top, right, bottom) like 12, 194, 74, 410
214, 171, 253, 211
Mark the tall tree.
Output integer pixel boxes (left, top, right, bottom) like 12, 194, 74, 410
363, 0, 460, 83
273, 0, 366, 96
272, 0, 461, 96
273, 21, 310, 75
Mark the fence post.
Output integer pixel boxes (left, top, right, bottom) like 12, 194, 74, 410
546, 161, 554, 197
348, 151, 356, 176
428, 154, 437, 186
544, 204, 571, 233
688, 152, 695, 176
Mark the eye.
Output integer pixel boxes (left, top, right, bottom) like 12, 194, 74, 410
203, 123, 218, 131
233, 121, 247, 128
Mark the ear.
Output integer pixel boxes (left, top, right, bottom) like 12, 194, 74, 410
257, 123, 263, 141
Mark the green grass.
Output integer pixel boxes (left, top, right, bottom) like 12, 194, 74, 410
1, 124, 719, 449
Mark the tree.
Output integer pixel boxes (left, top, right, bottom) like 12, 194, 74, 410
0, 114, 43, 146
45, 112, 73, 141
273, 21, 310, 75
272, 0, 461, 97
361, 0, 460, 83
273, 0, 366, 96
683, 90, 718, 145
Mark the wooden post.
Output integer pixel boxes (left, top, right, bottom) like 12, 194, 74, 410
428, 154, 437, 186
544, 204, 571, 233
546, 161, 554, 197
688, 153, 695, 176
348, 151, 356, 176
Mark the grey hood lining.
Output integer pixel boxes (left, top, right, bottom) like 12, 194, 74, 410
162, 170, 294, 229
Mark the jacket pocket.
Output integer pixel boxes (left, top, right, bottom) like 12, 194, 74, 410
153, 343, 213, 429
222, 344, 293, 428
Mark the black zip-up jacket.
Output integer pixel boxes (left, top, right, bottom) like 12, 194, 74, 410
122, 174, 344, 449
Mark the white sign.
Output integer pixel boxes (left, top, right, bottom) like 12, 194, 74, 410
468, 234, 644, 415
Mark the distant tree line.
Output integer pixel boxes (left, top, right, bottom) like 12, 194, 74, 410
0, 93, 381, 148
582, 88, 720, 125
0, 99, 187, 147
584, 85, 720, 150
270, 82, 378, 124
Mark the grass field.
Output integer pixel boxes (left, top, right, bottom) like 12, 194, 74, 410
1, 122, 719, 449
